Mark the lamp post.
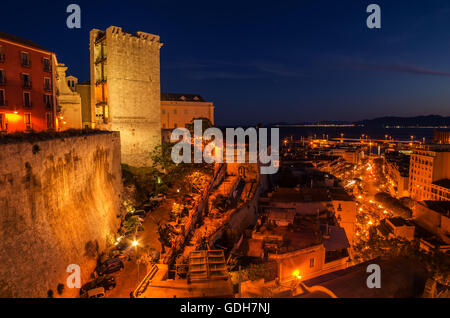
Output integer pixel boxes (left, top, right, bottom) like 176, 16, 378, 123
132, 239, 139, 282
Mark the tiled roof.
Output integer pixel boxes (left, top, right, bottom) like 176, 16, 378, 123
161, 93, 205, 102
0, 31, 50, 52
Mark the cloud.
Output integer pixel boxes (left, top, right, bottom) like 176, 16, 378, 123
347, 61, 450, 77
164, 59, 307, 80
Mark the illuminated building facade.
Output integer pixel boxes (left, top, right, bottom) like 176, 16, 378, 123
161, 93, 214, 129
433, 129, 450, 145
409, 146, 450, 201
161, 93, 214, 143
89, 26, 163, 167
0, 31, 57, 132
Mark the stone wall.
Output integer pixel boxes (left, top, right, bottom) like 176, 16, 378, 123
0, 132, 122, 297
90, 26, 162, 167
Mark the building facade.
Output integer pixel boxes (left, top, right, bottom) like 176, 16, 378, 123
89, 26, 163, 167
55, 64, 82, 130
0, 31, 57, 132
409, 146, 450, 201
433, 129, 450, 145
385, 151, 410, 198
161, 93, 214, 129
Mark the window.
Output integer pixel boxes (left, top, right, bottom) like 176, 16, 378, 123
162, 109, 166, 115
174, 109, 177, 114
24, 113, 32, 130
0, 89, 5, 106
44, 94, 52, 109
310, 258, 315, 268
0, 46, 4, 62
46, 112, 53, 129
20, 52, 30, 67
23, 92, 31, 108
44, 78, 51, 91
0, 69, 5, 84
0, 113, 4, 130
162, 123, 166, 128
43, 58, 50, 72
174, 123, 177, 128
21, 73, 32, 88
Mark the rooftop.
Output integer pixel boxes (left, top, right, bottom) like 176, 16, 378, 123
269, 187, 329, 203
0, 31, 50, 52
161, 93, 206, 102
432, 179, 450, 190
322, 226, 350, 251
388, 217, 413, 227
422, 201, 450, 217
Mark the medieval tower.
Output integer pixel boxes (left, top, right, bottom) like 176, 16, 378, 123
89, 26, 162, 167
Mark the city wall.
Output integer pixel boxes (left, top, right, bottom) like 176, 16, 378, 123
0, 132, 123, 297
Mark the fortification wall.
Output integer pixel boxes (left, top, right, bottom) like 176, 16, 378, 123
107, 26, 162, 167
0, 132, 122, 297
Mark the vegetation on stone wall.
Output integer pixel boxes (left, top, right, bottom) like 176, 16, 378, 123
0, 129, 111, 144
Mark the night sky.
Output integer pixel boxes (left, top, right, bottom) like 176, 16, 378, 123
2, 0, 450, 125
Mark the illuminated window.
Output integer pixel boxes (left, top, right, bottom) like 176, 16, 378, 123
24, 113, 32, 130
310, 258, 315, 268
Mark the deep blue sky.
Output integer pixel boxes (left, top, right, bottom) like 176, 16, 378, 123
2, 0, 450, 125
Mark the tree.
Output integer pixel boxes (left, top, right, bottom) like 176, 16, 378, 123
185, 117, 214, 136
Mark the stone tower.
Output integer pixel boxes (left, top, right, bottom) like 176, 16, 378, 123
89, 26, 162, 167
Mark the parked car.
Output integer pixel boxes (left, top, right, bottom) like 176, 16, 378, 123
87, 287, 105, 298
80, 275, 116, 296
150, 194, 165, 202
95, 258, 124, 276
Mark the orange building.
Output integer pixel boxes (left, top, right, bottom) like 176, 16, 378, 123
409, 146, 450, 201
161, 93, 214, 129
0, 31, 57, 132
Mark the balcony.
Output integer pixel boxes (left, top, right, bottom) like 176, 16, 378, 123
44, 84, 52, 92
43, 64, 51, 72
23, 101, 33, 109
23, 81, 32, 89
95, 79, 107, 85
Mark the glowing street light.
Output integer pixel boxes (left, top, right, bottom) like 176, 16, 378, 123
292, 269, 301, 279
132, 240, 138, 247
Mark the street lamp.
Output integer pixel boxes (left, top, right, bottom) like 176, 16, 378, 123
132, 240, 140, 282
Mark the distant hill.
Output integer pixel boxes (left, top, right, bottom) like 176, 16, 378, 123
355, 115, 450, 128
